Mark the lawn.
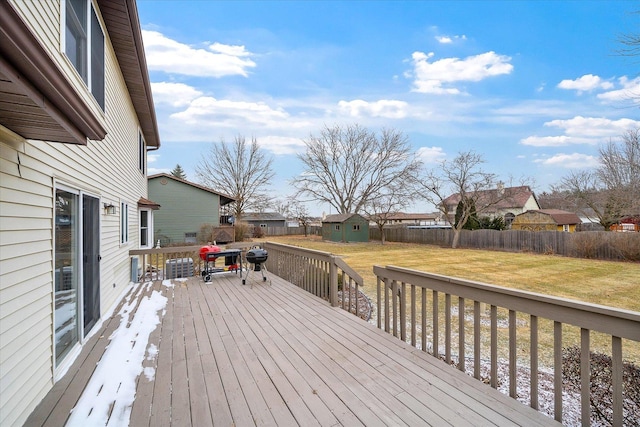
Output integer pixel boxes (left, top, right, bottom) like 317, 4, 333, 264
260, 234, 640, 312
259, 235, 640, 364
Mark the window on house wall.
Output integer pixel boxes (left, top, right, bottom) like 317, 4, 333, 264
121, 202, 129, 244
64, 0, 105, 110
334, 225, 340, 231
185, 232, 197, 244
563, 224, 570, 232
353, 224, 361, 231
260, 224, 267, 228
138, 131, 146, 174
139, 209, 152, 248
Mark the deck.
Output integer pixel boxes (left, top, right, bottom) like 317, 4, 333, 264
26, 272, 557, 426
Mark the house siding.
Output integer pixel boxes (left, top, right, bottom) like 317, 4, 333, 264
149, 177, 222, 244
0, 2, 149, 425
11, 0, 106, 123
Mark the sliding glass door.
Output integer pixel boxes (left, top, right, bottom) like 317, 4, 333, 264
54, 188, 101, 366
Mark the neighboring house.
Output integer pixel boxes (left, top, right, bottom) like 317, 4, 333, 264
511, 209, 582, 232
610, 216, 640, 232
322, 214, 369, 242
442, 185, 540, 227
242, 212, 287, 229
377, 212, 443, 226
148, 173, 235, 244
0, 1, 160, 425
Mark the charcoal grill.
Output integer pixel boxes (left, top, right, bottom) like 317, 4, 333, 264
242, 247, 270, 286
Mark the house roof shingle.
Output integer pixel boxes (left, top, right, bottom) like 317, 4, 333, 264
242, 212, 286, 221
148, 173, 235, 205
531, 209, 582, 225
442, 186, 537, 211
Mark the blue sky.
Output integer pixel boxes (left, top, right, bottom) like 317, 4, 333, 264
137, 1, 639, 215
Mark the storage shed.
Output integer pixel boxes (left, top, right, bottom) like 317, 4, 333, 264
511, 209, 582, 232
322, 213, 369, 242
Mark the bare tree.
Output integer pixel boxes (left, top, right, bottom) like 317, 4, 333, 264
196, 136, 274, 220
419, 150, 521, 248
560, 128, 640, 229
292, 124, 422, 214
288, 198, 314, 237
363, 183, 412, 245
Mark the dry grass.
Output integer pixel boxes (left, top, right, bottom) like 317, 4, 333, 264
259, 235, 640, 363
261, 235, 640, 312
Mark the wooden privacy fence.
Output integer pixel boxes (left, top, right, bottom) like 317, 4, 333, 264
263, 241, 369, 319
374, 264, 640, 426
370, 228, 640, 261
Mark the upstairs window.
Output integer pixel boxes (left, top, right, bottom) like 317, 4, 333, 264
138, 131, 146, 174
64, 0, 105, 110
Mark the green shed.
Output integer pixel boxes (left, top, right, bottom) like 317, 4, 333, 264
322, 213, 369, 243
148, 173, 235, 244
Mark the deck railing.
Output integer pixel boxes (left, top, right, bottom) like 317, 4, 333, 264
130, 242, 369, 319
263, 242, 369, 319
374, 264, 640, 426
129, 246, 203, 281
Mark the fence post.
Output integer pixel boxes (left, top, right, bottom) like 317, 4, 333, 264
329, 255, 339, 307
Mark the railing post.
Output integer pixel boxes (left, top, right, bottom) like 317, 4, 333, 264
329, 255, 338, 307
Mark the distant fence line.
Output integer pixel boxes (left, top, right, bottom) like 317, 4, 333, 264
258, 225, 639, 261
262, 225, 322, 236
369, 228, 640, 261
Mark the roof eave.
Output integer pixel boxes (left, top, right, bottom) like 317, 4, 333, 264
97, 0, 160, 148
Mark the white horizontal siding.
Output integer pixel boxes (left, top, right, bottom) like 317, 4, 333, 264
1, 3, 151, 425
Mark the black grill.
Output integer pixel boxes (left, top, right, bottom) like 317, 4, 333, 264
246, 248, 268, 266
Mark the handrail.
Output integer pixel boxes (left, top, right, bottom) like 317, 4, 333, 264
263, 242, 369, 319
130, 242, 370, 320
374, 264, 640, 426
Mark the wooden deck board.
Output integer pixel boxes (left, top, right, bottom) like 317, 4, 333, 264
27, 272, 559, 427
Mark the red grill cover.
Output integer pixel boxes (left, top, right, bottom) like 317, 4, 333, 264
199, 244, 221, 260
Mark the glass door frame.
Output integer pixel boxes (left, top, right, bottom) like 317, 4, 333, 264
53, 182, 101, 378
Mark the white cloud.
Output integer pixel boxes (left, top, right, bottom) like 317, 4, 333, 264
416, 146, 446, 163
151, 82, 203, 107
597, 76, 640, 103
521, 116, 640, 147
545, 116, 640, 137
258, 136, 306, 155
338, 99, 409, 119
142, 30, 256, 77
409, 51, 513, 95
557, 74, 613, 92
520, 135, 575, 147
172, 96, 288, 126
535, 153, 599, 169
435, 34, 467, 44
148, 154, 160, 163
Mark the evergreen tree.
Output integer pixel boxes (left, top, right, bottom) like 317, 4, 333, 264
170, 164, 187, 180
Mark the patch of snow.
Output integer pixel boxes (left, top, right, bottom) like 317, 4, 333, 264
66, 283, 167, 427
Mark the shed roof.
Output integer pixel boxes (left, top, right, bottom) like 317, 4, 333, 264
323, 213, 366, 223
242, 212, 286, 221
522, 209, 582, 225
